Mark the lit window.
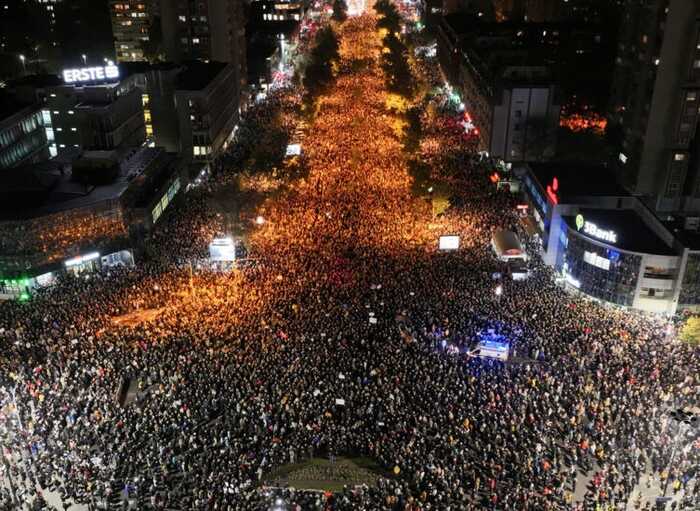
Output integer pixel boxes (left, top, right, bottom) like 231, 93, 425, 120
68, 110, 74, 115
694, 60, 700, 69
178, 15, 186, 22
194, 146, 201, 156
71, 127, 77, 132
192, 38, 200, 44
675, 153, 686, 161
686, 92, 697, 101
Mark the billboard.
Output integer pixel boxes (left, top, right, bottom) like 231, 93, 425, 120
439, 235, 460, 251
209, 237, 236, 262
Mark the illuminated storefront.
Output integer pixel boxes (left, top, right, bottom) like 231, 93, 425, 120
514, 162, 700, 314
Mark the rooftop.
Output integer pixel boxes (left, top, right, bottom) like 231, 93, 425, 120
0, 147, 169, 220
118, 61, 182, 79
563, 209, 676, 256
0, 91, 35, 122
527, 161, 628, 200
7, 73, 62, 89
661, 216, 700, 251
176, 61, 228, 91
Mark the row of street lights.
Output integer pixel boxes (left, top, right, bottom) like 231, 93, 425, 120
17, 53, 110, 75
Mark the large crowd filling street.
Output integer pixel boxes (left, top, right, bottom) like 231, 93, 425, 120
1, 10, 699, 511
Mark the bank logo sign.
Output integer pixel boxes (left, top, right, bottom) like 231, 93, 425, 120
576, 214, 617, 244
62, 65, 120, 84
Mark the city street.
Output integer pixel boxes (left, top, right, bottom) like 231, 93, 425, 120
1, 3, 699, 511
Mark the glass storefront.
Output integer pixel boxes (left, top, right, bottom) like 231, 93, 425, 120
679, 252, 700, 305
557, 228, 642, 307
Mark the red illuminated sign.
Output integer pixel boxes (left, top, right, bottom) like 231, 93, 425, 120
546, 177, 559, 204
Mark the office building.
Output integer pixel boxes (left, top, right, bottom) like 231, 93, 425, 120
491, 0, 619, 22
437, 14, 561, 161
608, 0, 700, 214
515, 161, 700, 314
0, 147, 188, 299
175, 61, 240, 167
161, 0, 247, 99
110, 0, 159, 62
117, 61, 239, 165
120, 62, 183, 151
44, 70, 146, 155
250, 0, 304, 24
0, 93, 50, 170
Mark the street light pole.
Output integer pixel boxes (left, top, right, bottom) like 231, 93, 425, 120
10, 386, 39, 489
19, 55, 26, 75
0, 425, 19, 507
662, 422, 687, 497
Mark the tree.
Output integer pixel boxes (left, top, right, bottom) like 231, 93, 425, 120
680, 317, 700, 346
332, 0, 348, 22
374, 0, 401, 34
381, 32, 414, 97
303, 26, 339, 98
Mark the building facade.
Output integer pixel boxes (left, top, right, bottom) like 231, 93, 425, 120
44, 81, 145, 155
608, 0, 700, 213
437, 15, 561, 162
0, 103, 50, 170
515, 162, 700, 314
110, 0, 159, 62
174, 62, 240, 168
0, 147, 188, 299
161, 0, 247, 100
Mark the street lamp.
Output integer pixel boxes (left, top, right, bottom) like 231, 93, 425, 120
256, 215, 265, 225
662, 408, 699, 497
82, 53, 87, 65
18, 54, 26, 74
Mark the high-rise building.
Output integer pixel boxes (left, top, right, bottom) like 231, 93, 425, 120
161, 0, 247, 99
44, 81, 145, 154
490, 0, 620, 23
174, 61, 241, 166
437, 15, 561, 161
608, 0, 700, 213
109, 0, 159, 62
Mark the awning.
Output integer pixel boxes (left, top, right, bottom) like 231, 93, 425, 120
491, 229, 525, 259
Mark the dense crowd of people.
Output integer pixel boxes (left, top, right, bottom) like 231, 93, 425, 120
1, 10, 699, 511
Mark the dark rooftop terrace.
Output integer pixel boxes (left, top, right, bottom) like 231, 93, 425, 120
528, 162, 629, 201
564, 208, 676, 256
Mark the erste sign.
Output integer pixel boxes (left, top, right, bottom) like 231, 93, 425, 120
62, 65, 120, 84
